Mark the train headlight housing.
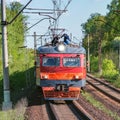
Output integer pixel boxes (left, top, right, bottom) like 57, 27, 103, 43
58, 44, 66, 52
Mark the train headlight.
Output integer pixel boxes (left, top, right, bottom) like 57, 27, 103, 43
75, 75, 79, 79
42, 75, 48, 79
44, 75, 48, 79
58, 44, 66, 52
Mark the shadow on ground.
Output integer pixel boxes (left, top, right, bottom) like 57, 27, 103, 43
0, 67, 37, 109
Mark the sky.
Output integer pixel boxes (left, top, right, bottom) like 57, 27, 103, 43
6, 0, 112, 48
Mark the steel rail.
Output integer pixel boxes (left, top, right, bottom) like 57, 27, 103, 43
66, 101, 94, 120
87, 74, 120, 93
87, 74, 120, 103
46, 101, 59, 120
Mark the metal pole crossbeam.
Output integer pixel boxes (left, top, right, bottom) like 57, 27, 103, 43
25, 7, 67, 12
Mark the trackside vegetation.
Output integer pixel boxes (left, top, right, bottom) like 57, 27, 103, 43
82, 0, 120, 88
90, 56, 120, 88
0, 2, 35, 119
82, 92, 120, 120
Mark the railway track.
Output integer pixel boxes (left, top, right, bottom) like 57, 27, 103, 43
46, 101, 94, 120
87, 74, 120, 103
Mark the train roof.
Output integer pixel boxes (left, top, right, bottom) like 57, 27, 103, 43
37, 44, 86, 54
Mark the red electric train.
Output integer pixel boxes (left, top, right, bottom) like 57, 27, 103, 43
35, 40, 86, 100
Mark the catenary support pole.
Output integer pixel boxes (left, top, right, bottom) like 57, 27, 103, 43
87, 34, 90, 72
34, 32, 37, 62
1, 0, 12, 110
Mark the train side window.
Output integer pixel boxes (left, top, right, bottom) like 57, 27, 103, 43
42, 57, 60, 66
63, 57, 80, 67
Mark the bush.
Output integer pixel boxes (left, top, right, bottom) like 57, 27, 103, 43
102, 59, 119, 80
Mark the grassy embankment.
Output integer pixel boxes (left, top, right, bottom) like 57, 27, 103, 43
0, 49, 35, 120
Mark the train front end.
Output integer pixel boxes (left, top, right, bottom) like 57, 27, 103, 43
36, 44, 86, 100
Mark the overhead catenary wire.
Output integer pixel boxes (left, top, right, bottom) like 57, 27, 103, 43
25, 13, 56, 31
25, 0, 73, 47
23, 11, 56, 31
8, 0, 32, 25
50, 0, 72, 35
23, 11, 54, 14
23, 11, 56, 20
56, 0, 72, 21
26, 17, 50, 31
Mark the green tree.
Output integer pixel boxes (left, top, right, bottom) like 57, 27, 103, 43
0, 2, 27, 86
81, 0, 120, 87
104, 0, 120, 69
105, 0, 120, 50
81, 13, 106, 75
82, 0, 120, 74
113, 37, 120, 71
6, 2, 28, 73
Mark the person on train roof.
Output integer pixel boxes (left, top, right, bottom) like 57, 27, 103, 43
61, 33, 71, 45
51, 35, 59, 46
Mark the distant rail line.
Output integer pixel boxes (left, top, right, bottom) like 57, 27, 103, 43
87, 74, 120, 103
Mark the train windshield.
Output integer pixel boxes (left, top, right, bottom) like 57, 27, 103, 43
63, 57, 80, 67
42, 57, 60, 66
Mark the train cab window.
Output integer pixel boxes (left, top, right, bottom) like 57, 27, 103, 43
63, 57, 80, 67
42, 57, 60, 66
